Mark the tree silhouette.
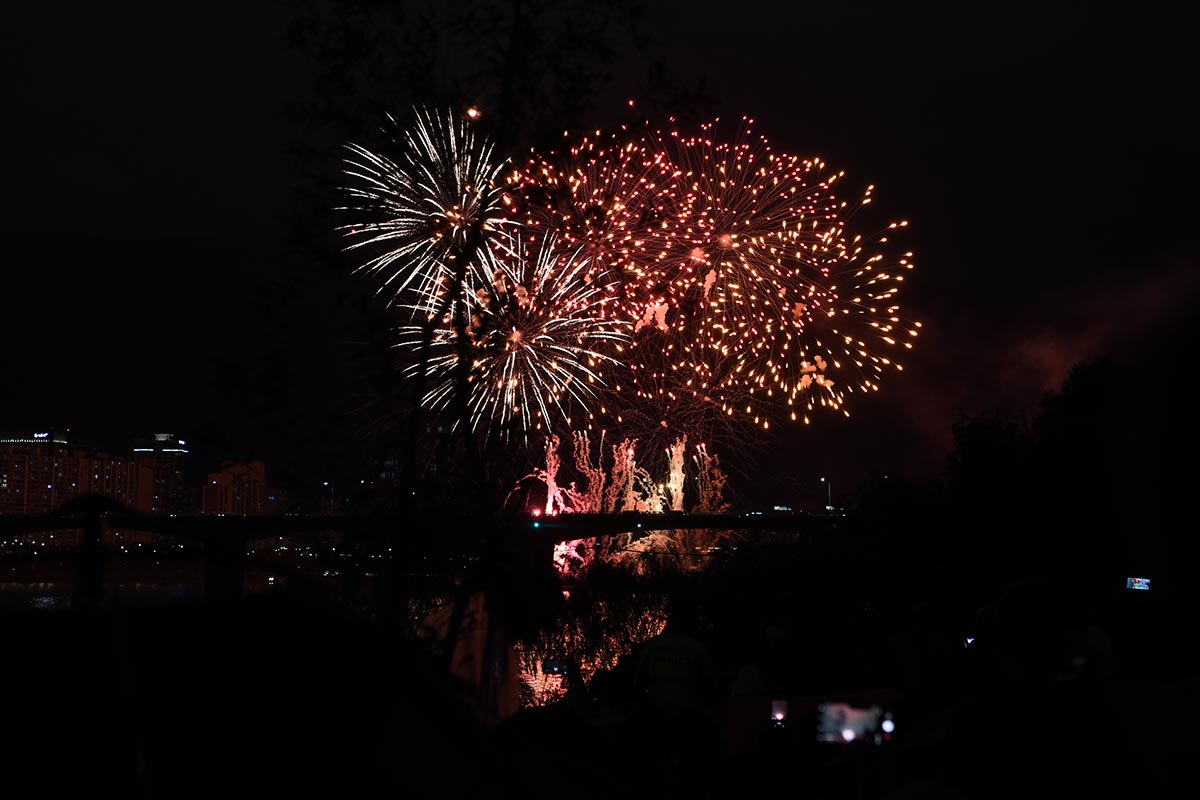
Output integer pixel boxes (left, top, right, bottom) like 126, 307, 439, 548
280, 0, 717, 514
937, 287, 1200, 602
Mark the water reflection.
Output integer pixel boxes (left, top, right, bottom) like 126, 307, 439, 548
0, 571, 285, 610
555, 528, 747, 576
3, 525, 794, 713
515, 589, 669, 707
417, 529, 743, 710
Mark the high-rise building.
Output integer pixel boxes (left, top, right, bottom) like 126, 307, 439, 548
0, 430, 152, 515
130, 433, 192, 514
202, 460, 266, 516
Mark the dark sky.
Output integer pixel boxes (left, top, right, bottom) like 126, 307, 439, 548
4, 2, 1199, 505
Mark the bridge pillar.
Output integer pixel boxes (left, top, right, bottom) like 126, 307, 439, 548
73, 512, 107, 611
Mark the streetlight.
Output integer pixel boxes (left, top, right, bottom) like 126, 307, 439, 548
821, 477, 832, 512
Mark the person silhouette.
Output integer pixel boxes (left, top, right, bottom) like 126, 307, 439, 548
633, 593, 720, 720
628, 592, 722, 793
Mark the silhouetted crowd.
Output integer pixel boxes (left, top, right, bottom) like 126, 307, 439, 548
485, 570, 1189, 799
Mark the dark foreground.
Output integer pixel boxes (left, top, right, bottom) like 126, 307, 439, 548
2, 566, 1195, 799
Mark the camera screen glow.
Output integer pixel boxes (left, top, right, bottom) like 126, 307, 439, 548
817, 702, 890, 743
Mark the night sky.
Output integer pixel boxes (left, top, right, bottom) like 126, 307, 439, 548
4, 2, 1199, 506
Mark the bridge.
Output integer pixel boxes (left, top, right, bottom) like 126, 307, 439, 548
0, 496, 846, 605
0, 498, 841, 545
511, 509, 841, 548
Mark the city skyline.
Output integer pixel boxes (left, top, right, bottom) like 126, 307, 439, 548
0, 428, 295, 515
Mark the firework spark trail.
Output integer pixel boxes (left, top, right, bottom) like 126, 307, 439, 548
393, 229, 632, 442
641, 117, 843, 313
601, 323, 757, 472
506, 123, 682, 318
337, 106, 513, 307
626, 116, 920, 429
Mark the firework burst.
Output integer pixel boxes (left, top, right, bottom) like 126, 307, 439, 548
337, 106, 513, 307
618, 116, 920, 429
339, 107, 920, 447
505, 123, 681, 317
599, 323, 760, 475
393, 229, 632, 442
